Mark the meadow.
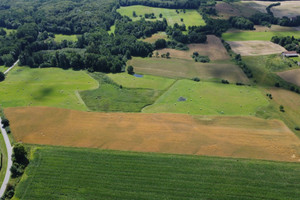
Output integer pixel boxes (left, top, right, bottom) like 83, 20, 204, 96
106, 73, 175, 90
143, 80, 269, 115
0, 131, 8, 187
129, 57, 249, 83
13, 146, 300, 200
0, 67, 98, 110
117, 5, 205, 28
142, 32, 169, 43
6, 106, 300, 162
80, 73, 162, 112
0, 65, 7, 72
54, 34, 78, 43
222, 31, 300, 41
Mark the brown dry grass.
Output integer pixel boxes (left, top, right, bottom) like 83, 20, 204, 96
215, 2, 260, 19
228, 41, 286, 56
5, 106, 300, 162
143, 32, 168, 43
155, 35, 230, 61
277, 69, 300, 87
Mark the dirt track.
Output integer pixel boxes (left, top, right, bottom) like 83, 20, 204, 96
5, 107, 300, 162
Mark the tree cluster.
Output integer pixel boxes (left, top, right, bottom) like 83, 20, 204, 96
119, 0, 211, 9
229, 16, 254, 30
166, 24, 207, 44
271, 36, 300, 53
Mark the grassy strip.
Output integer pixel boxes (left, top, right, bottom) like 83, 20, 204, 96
0, 130, 8, 187
13, 145, 300, 200
80, 73, 163, 112
54, 34, 78, 43
222, 31, 300, 41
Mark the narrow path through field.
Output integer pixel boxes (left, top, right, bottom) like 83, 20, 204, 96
4, 59, 19, 75
0, 117, 12, 197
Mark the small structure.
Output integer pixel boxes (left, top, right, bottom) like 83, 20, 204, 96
282, 51, 298, 57
178, 97, 187, 102
298, 61, 300, 66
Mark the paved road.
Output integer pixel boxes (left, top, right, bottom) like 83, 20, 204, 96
4, 59, 19, 75
0, 117, 12, 197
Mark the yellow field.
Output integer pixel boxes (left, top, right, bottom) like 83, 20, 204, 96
5, 106, 300, 162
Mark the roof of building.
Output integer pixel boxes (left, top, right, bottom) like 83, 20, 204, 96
282, 51, 298, 55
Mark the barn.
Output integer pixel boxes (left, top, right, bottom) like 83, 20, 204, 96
282, 51, 299, 57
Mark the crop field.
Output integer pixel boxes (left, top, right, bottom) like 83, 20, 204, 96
156, 35, 230, 61
277, 69, 300, 87
106, 73, 175, 90
54, 34, 78, 43
117, 5, 205, 28
80, 73, 161, 112
129, 57, 249, 83
13, 146, 300, 200
142, 32, 168, 43
0, 67, 98, 110
0, 131, 8, 187
223, 31, 300, 41
215, 1, 260, 19
228, 41, 286, 56
243, 1, 300, 18
143, 80, 269, 115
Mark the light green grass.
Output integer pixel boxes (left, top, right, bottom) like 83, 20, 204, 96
0, 27, 16, 35
291, 56, 300, 62
143, 80, 269, 115
107, 73, 175, 90
54, 34, 78, 43
117, 5, 205, 28
0, 67, 98, 110
14, 145, 300, 200
223, 31, 300, 41
0, 65, 7, 72
108, 25, 115, 34
0, 130, 8, 187
80, 73, 162, 112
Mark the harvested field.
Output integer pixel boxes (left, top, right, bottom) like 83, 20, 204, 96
240, 1, 268, 14
129, 57, 249, 83
6, 106, 300, 162
277, 69, 300, 87
156, 35, 229, 61
215, 1, 260, 19
228, 41, 286, 56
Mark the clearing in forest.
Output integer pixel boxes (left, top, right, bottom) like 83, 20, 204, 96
142, 32, 169, 43
277, 69, 300, 87
0, 67, 98, 110
5, 106, 300, 162
129, 57, 249, 83
143, 80, 269, 115
54, 34, 78, 43
155, 35, 230, 61
13, 146, 300, 200
117, 5, 205, 28
228, 41, 286, 56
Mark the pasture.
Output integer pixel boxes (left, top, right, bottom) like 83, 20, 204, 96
54, 34, 78, 43
0, 67, 98, 110
156, 35, 230, 61
106, 73, 175, 90
13, 146, 300, 199
80, 73, 161, 112
228, 41, 286, 56
215, 1, 260, 19
0, 65, 7, 72
117, 5, 205, 28
223, 31, 300, 41
277, 69, 300, 87
5, 106, 300, 162
129, 57, 249, 83
143, 80, 269, 116
142, 32, 168, 43
0, 131, 8, 187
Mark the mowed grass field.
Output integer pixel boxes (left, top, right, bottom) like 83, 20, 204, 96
13, 146, 300, 199
117, 5, 205, 27
54, 34, 78, 43
0, 131, 8, 187
0, 67, 98, 110
7, 106, 300, 162
106, 73, 175, 90
129, 57, 249, 83
156, 35, 230, 61
223, 31, 300, 41
143, 80, 269, 115
80, 73, 164, 112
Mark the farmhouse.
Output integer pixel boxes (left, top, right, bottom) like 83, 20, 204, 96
282, 51, 298, 57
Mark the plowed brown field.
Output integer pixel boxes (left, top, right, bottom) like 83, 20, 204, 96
5, 107, 300, 162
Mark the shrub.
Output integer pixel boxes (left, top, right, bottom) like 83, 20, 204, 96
221, 80, 229, 84
279, 105, 285, 112
0, 72, 5, 82
192, 77, 200, 82
1, 118, 9, 128
127, 65, 134, 75
5, 126, 11, 134
295, 126, 300, 131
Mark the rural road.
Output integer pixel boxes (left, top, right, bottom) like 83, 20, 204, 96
4, 59, 19, 74
0, 117, 12, 198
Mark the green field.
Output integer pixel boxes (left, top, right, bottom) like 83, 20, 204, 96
0, 67, 98, 110
80, 73, 162, 112
13, 145, 300, 200
117, 5, 205, 28
222, 31, 300, 41
107, 73, 175, 90
143, 80, 269, 115
291, 56, 300, 62
0, 65, 7, 72
54, 34, 78, 43
0, 130, 8, 187
108, 25, 115, 34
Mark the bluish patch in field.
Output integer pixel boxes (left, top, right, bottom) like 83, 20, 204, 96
134, 74, 143, 78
